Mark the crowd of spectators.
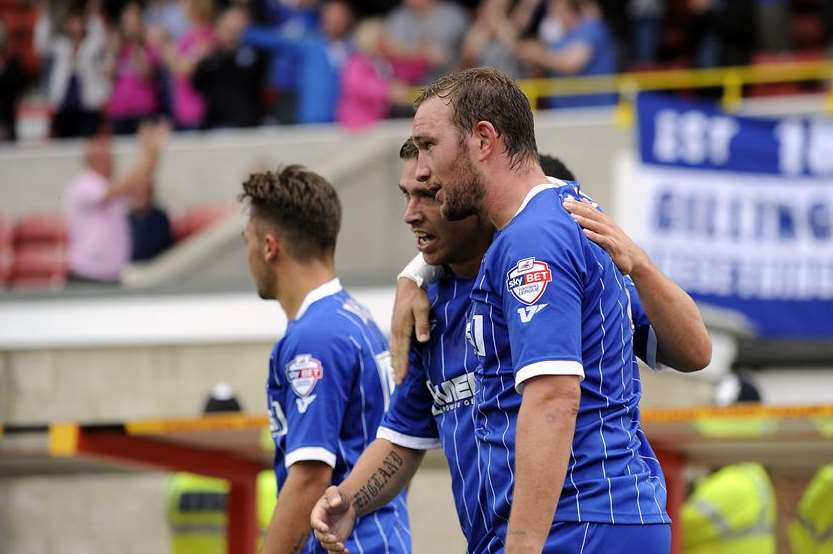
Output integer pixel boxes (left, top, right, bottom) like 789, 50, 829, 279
0, 0, 830, 141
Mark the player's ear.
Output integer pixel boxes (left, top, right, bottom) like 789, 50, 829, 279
263, 231, 280, 262
473, 120, 498, 162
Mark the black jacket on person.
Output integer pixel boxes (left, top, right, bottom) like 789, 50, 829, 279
0, 55, 25, 142
193, 44, 266, 129
130, 206, 174, 262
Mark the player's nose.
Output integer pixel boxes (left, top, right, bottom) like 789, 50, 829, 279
403, 198, 423, 225
415, 155, 431, 183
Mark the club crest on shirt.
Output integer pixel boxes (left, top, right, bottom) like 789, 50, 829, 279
286, 354, 323, 397
506, 257, 553, 305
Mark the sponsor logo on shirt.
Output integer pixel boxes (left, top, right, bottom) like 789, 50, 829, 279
506, 257, 553, 305
286, 354, 323, 397
295, 394, 317, 414
427, 372, 476, 416
518, 303, 548, 323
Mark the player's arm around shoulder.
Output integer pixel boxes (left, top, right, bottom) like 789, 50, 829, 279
562, 197, 712, 372
391, 255, 437, 383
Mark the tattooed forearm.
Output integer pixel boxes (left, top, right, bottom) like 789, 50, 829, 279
351, 450, 405, 511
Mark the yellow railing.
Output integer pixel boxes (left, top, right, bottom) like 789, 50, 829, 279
528, 60, 833, 127
413, 60, 833, 127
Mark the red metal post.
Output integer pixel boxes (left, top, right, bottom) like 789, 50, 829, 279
76, 431, 262, 554
228, 476, 259, 554
656, 447, 685, 554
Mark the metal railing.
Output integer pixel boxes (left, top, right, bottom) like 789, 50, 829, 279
413, 59, 833, 126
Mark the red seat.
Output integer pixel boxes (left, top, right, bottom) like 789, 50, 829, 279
0, 215, 13, 249
14, 213, 68, 245
173, 205, 232, 242
11, 274, 68, 290
10, 243, 68, 287
749, 51, 827, 98
0, 248, 12, 287
791, 14, 825, 51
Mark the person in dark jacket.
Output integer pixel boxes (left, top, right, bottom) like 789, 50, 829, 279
129, 177, 174, 262
193, 6, 266, 129
0, 22, 26, 142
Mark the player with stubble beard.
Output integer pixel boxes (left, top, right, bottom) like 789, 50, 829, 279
311, 124, 711, 552
406, 66, 685, 553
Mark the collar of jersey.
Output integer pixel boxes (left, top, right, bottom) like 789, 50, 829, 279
295, 277, 342, 320
509, 177, 568, 222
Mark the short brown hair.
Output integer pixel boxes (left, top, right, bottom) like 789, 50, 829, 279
414, 67, 538, 169
239, 165, 342, 260
399, 138, 418, 160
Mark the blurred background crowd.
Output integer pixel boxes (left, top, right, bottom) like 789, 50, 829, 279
1, 0, 833, 140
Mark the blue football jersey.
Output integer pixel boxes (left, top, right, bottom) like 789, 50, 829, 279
555, 180, 659, 370
467, 184, 668, 551
267, 279, 411, 554
378, 275, 494, 551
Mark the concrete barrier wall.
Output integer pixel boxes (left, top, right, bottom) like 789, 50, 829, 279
0, 111, 630, 288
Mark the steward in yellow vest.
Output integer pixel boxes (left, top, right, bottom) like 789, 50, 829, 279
790, 464, 833, 554
683, 463, 775, 554
167, 384, 277, 554
167, 471, 276, 554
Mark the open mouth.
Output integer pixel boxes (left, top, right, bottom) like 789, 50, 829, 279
413, 230, 437, 252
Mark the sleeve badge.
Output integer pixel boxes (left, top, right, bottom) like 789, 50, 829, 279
286, 354, 324, 397
506, 257, 553, 305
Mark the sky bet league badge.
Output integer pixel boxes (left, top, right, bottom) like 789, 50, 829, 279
507, 257, 553, 305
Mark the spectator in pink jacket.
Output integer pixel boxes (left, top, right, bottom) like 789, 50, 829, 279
162, 0, 216, 129
337, 19, 410, 131
108, 2, 160, 135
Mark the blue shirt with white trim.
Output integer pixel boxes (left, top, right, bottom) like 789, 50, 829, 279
267, 278, 410, 553
379, 275, 496, 552
468, 184, 668, 550
379, 183, 662, 552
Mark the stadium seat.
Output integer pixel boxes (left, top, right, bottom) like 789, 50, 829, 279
172, 205, 232, 243
13, 213, 68, 245
9, 243, 68, 290
791, 14, 825, 51
0, 248, 12, 288
749, 51, 827, 98
0, 5, 39, 74
0, 215, 12, 247
0, 216, 14, 287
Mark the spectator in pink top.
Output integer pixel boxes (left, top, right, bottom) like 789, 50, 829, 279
108, 2, 161, 135
337, 19, 410, 130
66, 121, 169, 284
162, 0, 216, 130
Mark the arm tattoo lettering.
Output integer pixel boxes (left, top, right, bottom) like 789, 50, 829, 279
352, 450, 404, 511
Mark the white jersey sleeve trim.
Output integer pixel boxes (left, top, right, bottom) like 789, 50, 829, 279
284, 447, 337, 468
376, 426, 442, 450
515, 360, 585, 394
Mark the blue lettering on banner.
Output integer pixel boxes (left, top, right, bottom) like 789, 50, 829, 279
638, 94, 833, 177
635, 93, 833, 338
